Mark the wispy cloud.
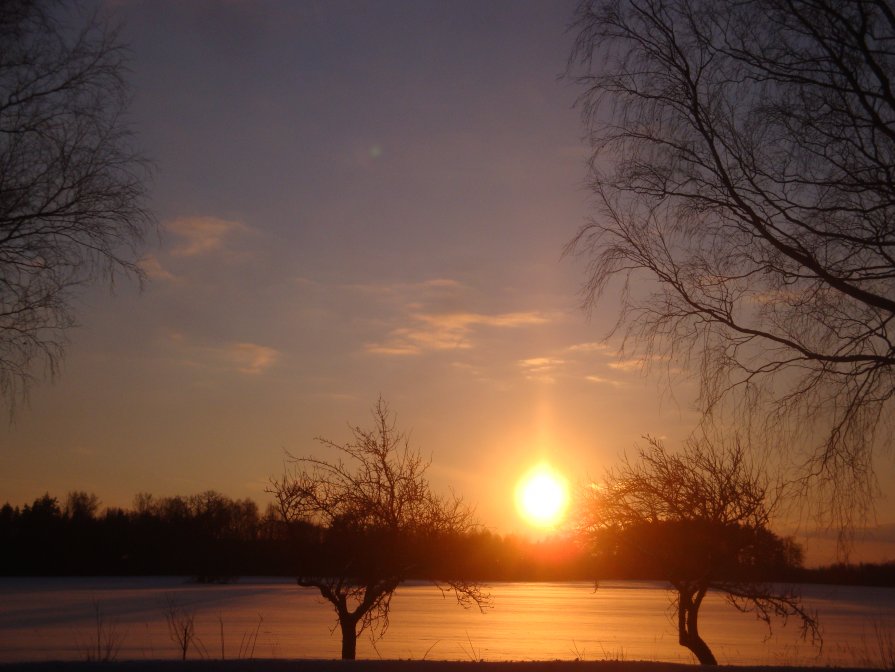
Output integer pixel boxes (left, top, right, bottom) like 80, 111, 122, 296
351, 277, 551, 356
584, 374, 622, 386
346, 277, 465, 301
608, 354, 670, 372
365, 340, 424, 356
367, 310, 547, 355
518, 356, 566, 383
517, 355, 625, 386
608, 359, 643, 372
139, 254, 177, 282
168, 333, 280, 375
516, 341, 631, 386
221, 342, 280, 374
567, 342, 611, 354
166, 216, 251, 257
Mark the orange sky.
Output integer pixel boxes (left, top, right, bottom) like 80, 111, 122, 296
0, 0, 892, 566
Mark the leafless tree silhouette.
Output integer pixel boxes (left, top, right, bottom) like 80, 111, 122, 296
578, 435, 820, 664
0, 0, 153, 411
567, 0, 895, 536
268, 398, 488, 660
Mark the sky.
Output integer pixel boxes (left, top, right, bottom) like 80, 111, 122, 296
1, 0, 892, 563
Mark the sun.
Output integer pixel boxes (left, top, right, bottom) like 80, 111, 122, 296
515, 464, 570, 529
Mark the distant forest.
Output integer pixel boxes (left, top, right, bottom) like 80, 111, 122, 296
2, 490, 893, 586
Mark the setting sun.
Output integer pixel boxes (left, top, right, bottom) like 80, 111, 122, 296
515, 464, 570, 529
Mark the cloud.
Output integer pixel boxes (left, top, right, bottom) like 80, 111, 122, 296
222, 342, 280, 374
520, 357, 565, 369
510, 341, 636, 387
608, 359, 643, 372
518, 356, 566, 383
346, 277, 465, 301
516, 355, 626, 386
167, 333, 280, 375
139, 254, 177, 282
567, 342, 611, 354
166, 216, 250, 257
608, 354, 672, 371
367, 310, 547, 356
345, 277, 549, 358
584, 374, 622, 386
365, 340, 425, 356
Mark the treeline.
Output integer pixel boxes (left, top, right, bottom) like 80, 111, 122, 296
799, 561, 895, 586
1, 491, 268, 577
2, 491, 893, 585
0, 491, 593, 580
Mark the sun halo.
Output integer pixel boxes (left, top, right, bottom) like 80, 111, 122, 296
515, 464, 570, 530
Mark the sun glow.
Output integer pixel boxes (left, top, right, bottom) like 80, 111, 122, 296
515, 464, 570, 529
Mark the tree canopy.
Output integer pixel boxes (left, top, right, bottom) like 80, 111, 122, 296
0, 0, 153, 410
578, 435, 820, 664
268, 398, 488, 659
567, 0, 895, 534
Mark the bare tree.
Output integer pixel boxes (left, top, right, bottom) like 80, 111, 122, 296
577, 435, 820, 665
0, 0, 153, 410
566, 0, 895, 535
268, 398, 488, 660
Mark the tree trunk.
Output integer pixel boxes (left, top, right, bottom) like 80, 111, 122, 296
339, 617, 358, 660
678, 586, 717, 665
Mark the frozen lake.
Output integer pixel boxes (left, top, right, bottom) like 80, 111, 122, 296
0, 578, 893, 666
